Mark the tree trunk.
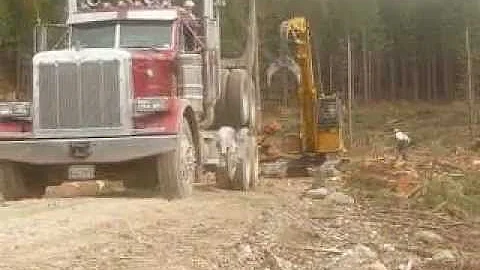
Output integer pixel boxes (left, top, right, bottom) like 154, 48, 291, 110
368, 51, 373, 101
466, 26, 474, 138
389, 57, 396, 100
443, 52, 450, 100
282, 70, 288, 107
413, 53, 420, 101
329, 55, 333, 94
401, 57, 408, 100
432, 54, 438, 100
315, 42, 323, 94
362, 28, 368, 102
426, 57, 432, 100
347, 34, 353, 148
375, 53, 382, 100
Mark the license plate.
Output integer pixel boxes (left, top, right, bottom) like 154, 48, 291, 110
68, 165, 95, 180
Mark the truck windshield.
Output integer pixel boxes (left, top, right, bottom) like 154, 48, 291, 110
71, 22, 116, 48
119, 21, 172, 49
71, 21, 172, 49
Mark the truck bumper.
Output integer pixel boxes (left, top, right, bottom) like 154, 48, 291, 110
0, 135, 178, 165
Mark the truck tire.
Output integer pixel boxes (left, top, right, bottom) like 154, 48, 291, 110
253, 83, 262, 134
215, 128, 258, 191
214, 69, 230, 127
250, 134, 260, 189
247, 76, 257, 130
231, 128, 252, 190
234, 128, 259, 191
157, 115, 198, 199
214, 147, 237, 189
225, 69, 251, 127
232, 160, 251, 190
0, 162, 28, 200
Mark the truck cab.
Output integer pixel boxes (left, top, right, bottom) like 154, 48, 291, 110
0, 0, 259, 200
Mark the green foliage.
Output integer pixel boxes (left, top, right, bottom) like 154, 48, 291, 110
0, 0, 64, 51
1, 0, 476, 59
220, 0, 249, 58
0, 0, 479, 101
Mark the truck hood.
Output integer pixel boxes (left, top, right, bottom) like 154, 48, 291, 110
33, 48, 132, 65
32, 48, 177, 65
129, 49, 177, 98
129, 49, 176, 62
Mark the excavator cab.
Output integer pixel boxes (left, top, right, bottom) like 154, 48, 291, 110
266, 17, 343, 175
316, 94, 343, 152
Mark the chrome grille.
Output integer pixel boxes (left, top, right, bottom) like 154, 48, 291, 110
38, 60, 121, 129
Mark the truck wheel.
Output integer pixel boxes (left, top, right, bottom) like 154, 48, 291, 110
247, 77, 257, 130
214, 69, 231, 127
230, 128, 251, 190
157, 115, 198, 199
225, 69, 251, 127
0, 163, 27, 200
253, 85, 262, 134
239, 128, 259, 190
250, 134, 260, 189
215, 128, 258, 191
214, 147, 236, 189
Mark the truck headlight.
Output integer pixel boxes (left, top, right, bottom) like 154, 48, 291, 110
134, 97, 169, 113
0, 102, 31, 118
0, 104, 11, 117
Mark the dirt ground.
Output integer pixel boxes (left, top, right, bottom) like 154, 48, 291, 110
1, 102, 480, 270
0, 175, 478, 270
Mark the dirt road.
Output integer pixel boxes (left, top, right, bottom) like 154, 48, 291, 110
0, 177, 478, 270
0, 179, 305, 270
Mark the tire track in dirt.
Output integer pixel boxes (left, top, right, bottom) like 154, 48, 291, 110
2, 178, 476, 270
0, 186, 281, 270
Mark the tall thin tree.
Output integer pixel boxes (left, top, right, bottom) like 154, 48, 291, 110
347, 34, 353, 148
466, 26, 474, 138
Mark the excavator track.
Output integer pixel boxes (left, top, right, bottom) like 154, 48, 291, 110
285, 154, 326, 177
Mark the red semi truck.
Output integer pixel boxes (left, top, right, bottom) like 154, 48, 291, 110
0, 0, 260, 200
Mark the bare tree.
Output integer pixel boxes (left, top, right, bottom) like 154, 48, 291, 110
347, 34, 353, 148
466, 26, 474, 138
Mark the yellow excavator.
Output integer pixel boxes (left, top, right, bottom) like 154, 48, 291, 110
266, 17, 344, 175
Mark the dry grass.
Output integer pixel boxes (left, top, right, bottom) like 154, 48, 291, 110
416, 172, 480, 218
352, 101, 472, 151
348, 101, 480, 219
261, 100, 480, 218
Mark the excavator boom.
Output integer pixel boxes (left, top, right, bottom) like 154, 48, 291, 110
266, 17, 343, 174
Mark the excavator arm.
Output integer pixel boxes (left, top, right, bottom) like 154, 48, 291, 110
266, 17, 343, 156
